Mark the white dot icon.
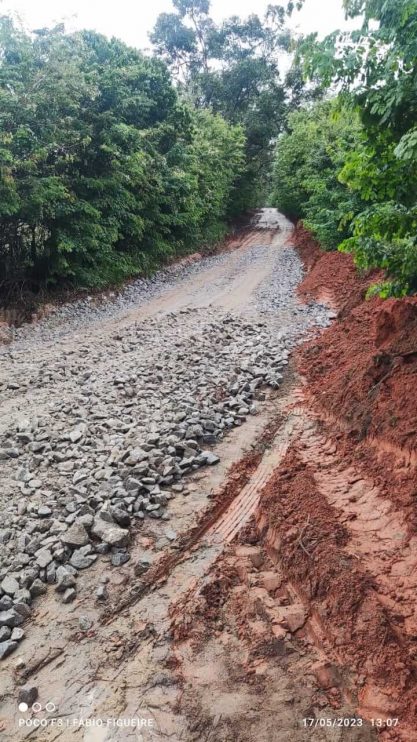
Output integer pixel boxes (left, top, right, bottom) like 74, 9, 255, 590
18, 703, 28, 713
32, 702, 42, 713
45, 702, 56, 713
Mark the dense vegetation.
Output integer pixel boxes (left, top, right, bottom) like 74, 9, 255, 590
0, 17, 246, 296
0, 1, 307, 301
270, 101, 364, 250
3, 0, 416, 301
271, 0, 417, 296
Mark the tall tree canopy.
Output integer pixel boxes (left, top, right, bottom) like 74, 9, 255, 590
151, 0, 302, 209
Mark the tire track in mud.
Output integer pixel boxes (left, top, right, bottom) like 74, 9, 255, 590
206, 416, 299, 544
251, 397, 417, 741
103, 409, 302, 624
162, 384, 417, 740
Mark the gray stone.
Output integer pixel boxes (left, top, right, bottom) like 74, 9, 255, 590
0, 626, 11, 641
200, 451, 220, 466
11, 627, 24, 641
110, 507, 130, 528
134, 555, 152, 576
0, 640, 18, 659
61, 522, 90, 548
79, 615, 93, 631
125, 448, 148, 466
91, 513, 129, 547
13, 602, 32, 619
12, 588, 31, 604
30, 579, 47, 598
111, 551, 130, 567
28, 479, 42, 489
55, 573, 76, 594
69, 550, 96, 570
0, 609, 24, 628
1, 575, 19, 596
73, 469, 89, 485
62, 588, 76, 603
35, 548, 53, 569
96, 584, 108, 602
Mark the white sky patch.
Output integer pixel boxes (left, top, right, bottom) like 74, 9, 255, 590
2, 0, 358, 50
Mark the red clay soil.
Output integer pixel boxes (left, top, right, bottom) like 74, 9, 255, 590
257, 450, 417, 739
294, 226, 417, 509
293, 222, 382, 315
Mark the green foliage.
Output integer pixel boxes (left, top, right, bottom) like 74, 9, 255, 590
0, 18, 246, 294
298, 0, 417, 296
270, 100, 364, 249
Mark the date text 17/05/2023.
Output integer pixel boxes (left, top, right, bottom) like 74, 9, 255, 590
302, 718, 399, 729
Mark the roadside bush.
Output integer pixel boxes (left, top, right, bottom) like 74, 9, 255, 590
270, 100, 364, 250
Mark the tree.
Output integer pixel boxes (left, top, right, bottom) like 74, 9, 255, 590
151, 1, 297, 209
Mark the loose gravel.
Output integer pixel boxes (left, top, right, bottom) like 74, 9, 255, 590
0, 210, 333, 658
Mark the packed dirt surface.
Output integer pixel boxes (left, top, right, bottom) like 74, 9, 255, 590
0, 210, 415, 741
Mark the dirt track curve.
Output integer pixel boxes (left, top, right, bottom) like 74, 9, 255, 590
0, 209, 413, 741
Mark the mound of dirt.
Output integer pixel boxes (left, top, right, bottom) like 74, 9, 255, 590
293, 223, 381, 315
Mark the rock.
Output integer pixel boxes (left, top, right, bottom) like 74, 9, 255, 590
18, 685, 38, 706
163, 529, 176, 542
0, 640, 18, 659
61, 522, 90, 548
235, 545, 264, 569
62, 588, 76, 603
79, 615, 93, 631
258, 572, 281, 593
35, 548, 53, 569
70, 549, 96, 570
30, 578, 48, 598
28, 479, 42, 489
110, 506, 130, 528
96, 584, 108, 602
69, 429, 83, 443
125, 448, 148, 466
0, 609, 24, 628
0, 626, 11, 641
134, 555, 152, 576
14, 589, 31, 604
55, 572, 76, 593
73, 469, 89, 485
95, 542, 110, 554
91, 513, 129, 547
11, 627, 24, 641
1, 575, 19, 596
0, 596, 13, 611
38, 505, 52, 517
46, 563, 57, 584
200, 450, 220, 466
13, 602, 31, 619
280, 604, 306, 633
111, 551, 130, 567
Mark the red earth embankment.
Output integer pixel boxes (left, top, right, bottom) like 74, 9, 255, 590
294, 224, 417, 519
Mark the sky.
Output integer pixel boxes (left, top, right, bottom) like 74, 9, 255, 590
2, 0, 357, 50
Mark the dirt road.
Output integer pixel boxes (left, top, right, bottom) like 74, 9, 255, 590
0, 210, 397, 740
